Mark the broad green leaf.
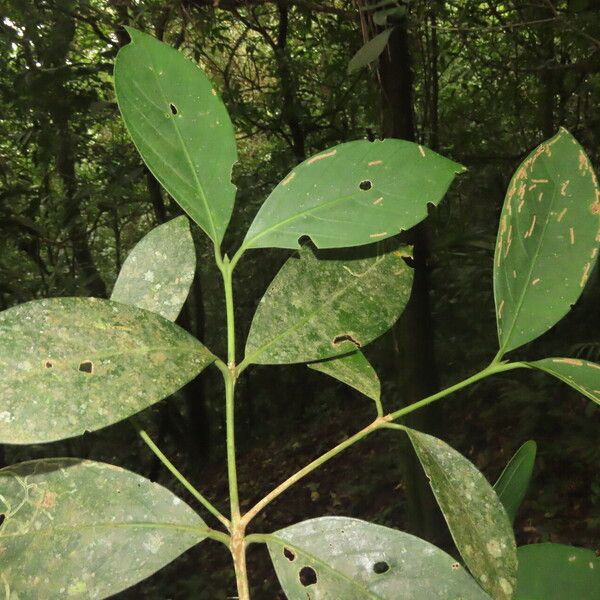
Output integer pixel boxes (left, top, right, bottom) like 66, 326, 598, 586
407, 429, 517, 600
114, 28, 237, 244
516, 544, 600, 599
244, 245, 413, 365
528, 357, 600, 406
0, 458, 207, 599
266, 516, 490, 599
243, 139, 464, 250
111, 216, 195, 321
0, 298, 214, 444
308, 351, 381, 402
494, 128, 600, 354
493, 440, 537, 524
347, 29, 394, 73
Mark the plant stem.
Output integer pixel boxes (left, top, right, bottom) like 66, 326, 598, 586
219, 256, 251, 600
134, 423, 230, 530
241, 360, 529, 526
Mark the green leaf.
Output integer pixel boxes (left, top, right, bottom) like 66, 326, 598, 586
111, 216, 195, 321
243, 139, 464, 250
0, 298, 214, 444
494, 128, 600, 354
493, 440, 537, 524
244, 244, 413, 365
407, 428, 517, 600
348, 29, 394, 73
266, 516, 490, 599
308, 351, 381, 402
0, 458, 206, 599
114, 28, 237, 244
528, 357, 600, 406
373, 6, 407, 26
516, 544, 600, 599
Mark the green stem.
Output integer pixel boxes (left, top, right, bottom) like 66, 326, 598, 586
134, 424, 230, 530
241, 360, 529, 526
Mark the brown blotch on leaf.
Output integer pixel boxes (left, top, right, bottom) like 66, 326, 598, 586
333, 333, 361, 348
38, 490, 58, 509
44, 361, 53, 369
79, 360, 94, 374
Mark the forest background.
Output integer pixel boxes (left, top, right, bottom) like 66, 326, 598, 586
1, 0, 599, 597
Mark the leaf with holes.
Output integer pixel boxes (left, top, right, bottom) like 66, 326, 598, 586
244, 244, 413, 365
494, 128, 600, 354
528, 358, 600, 406
0, 458, 207, 598
516, 544, 600, 599
242, 139, 464, 250
0, 298, 214, 444
114, 28, 237, 244
308, 351, 381, 403
266, 516, 490, 599
111, 216, 195, 321
347, 29, 394, 73
493, 440, 537, 524
407, 428, 517, 600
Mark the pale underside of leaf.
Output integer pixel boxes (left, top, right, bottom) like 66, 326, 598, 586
0, 458, 206, 599
111, 216, 196, 321
114, 28, 237, 244
244, 245, 414, 365
494, 128, 600, 354
347, 29, 394, 73
308, 351, 381, 402
267, 516, 490, 599
0, 298, 214, 444
529, 357, 600, 406
243, 139, 465, 250
407, 429, 517, 600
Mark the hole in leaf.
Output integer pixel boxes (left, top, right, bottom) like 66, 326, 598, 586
283, 547, 296, 561
169, 103, 178, 115
0, 514, 5, 528
373, 561, 390, 574
333, 333, 361, 348
401, 255, 416, 269
451, 562, 461, 570
297, 235, 312, 247
299, 566, 317, 587
79, 360, 93, 374
359, 180, 372, 191
44, 361, 53, 368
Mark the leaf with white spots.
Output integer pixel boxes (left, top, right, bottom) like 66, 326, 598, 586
528, 357, 600, 406
244, 244, 413, 365
515, 544, 600, 599
114, 28, 237, 244
266, 516, 490, 599
494, 128, 600, 354
242, 139, 464, 250
308, 351, 381, 403
494, 440, 537, 524
0, 298, 214, 444
111, 216, 195, 321
406, 428, 518, 600
0, 458, 207, 599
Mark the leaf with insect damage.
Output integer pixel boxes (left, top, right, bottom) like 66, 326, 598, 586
494, 128, 600, 354
242, 139, 464, 250
0, 458, 207, 599
114, 28, 237, 245
266, 516, 490, 599
493, 440, 537, 524
407, 428, 517, 600
528, 357, 600, 406
516, 544, 600, 600
308, 351, 381, 403
244, 244, 413, 365
111, 216, 195, 321
0, 298, 214, 444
